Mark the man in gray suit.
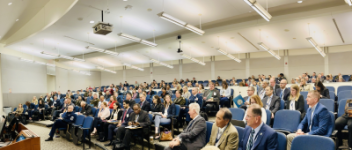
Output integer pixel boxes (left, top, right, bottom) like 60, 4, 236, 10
166, 103, 206, 150
262, 86, 280, 119
258, 80, 269, 100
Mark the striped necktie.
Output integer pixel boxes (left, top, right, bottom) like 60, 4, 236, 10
247, 129, 255, 150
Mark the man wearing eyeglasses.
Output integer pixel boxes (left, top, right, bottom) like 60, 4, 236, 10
240, 86, 255, 109
275, 79, 290, 101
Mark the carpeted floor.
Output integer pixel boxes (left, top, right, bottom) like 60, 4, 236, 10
25, 115, 215, 150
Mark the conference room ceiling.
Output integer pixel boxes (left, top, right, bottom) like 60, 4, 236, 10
3, 0, 352, 69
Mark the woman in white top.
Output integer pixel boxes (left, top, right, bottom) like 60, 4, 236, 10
91, 102, 111, 135
243, 95, 267, 124
98, 102, 122, 142
153, 95, 176, 140
182, 86, 191, 99
220, 81, 231, 108
285, 84, 305, 118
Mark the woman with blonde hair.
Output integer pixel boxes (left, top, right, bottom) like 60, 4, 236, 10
153, 94, 175, 139
285, 84, 305, 114
32, 96, 38, 105
176, 84, 183, 94
91, 101, 110, 135
182, 86, 191, 99
243, 95, 267, 124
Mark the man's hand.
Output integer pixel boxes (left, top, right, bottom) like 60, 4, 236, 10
296, 129, 305, 135
271, 113, 274, 119
133, 122, 140, 126
128, 121, 132, 126
169, 137, 181, 148
203, 97, 206, 100
51, 106, 54, 108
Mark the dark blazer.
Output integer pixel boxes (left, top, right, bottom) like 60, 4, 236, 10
128, 110, 151, 128
262, 95, 280, 114
151, 103, 163, 112
272, 84, 280, 95
239, 123, 278, 150
188, 94, 203, 109
298, 103, 332, 136
161, 103, 176, 118
121, 108, 133, 126
47, 100, 53, 107
285, 95, 305, 114
80, 104, 93, 116
178, 116, 206, 150
319, 88, 330, 99
275, 88, 290, 101
53, 99, 61, 108
139, 100, 151, 112
147, 90, 155, 96
106, 109, 123, 120
56, 94, 63, 100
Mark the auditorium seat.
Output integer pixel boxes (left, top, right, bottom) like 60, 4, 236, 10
77, 116, 94, 149
229, 108, 245, 120
291, 135, 335, 150
234, 126, 244, 140
279, 100, 285, 110
266, 109, 271, 126
338, 99, 347, 118
205, 121, 213, 143
342, 75, 350, 82
277, 132, 287, 150
319, 99, 335, 112
337, 90, 352, 103
337, 86, 352, 95
273, 110, 301, 134
329, 91, 335, 100
300, 91, 308, 100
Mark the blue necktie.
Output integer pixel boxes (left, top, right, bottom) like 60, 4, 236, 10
247, 129, 255, 150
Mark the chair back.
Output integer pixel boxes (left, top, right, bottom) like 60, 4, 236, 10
148, 114, 153, 122
277, 132, 287, 150
74, 106, 80, 112
338, 99, 348, 117
266, 109, 271, 125
82, 116, 94, 128
74, 115, 85, 126
273, 110, 301, 133
337, 86, 352, 95
206, 121, 213, 143
229, 108, 245, 120
13, 107, 17, 111
338, 90, 352, 103
326, 86, 335, 94
319, 99, 335, 112
134, 98, 141, 104
329, 91, 335, 100
300, 91, 308, 100
174, 105, 181, 117
279, 100, 285, 110
291, 135, 335, 150
234, 126, 244, 140
324, 111, 335, 137
91, 107, 97, 117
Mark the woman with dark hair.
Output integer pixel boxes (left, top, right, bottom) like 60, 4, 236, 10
108, 96, 117, 109
220, 81, 231, 108
160, 87, 167, 99
166, 85, 173, 96
151, 95, 164, 113
98, 102, 122, 142
153, 94, 175, 139
198, 84, 205, 94
315, 81, 330, 99
38, 99, 46, 121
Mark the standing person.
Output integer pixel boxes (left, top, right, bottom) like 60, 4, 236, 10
219, 81, 231, 108
238, 104, 278, 150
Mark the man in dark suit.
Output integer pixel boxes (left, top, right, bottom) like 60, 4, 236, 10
105, 100, 133, 146
114, 104, 151, 150
269, 78, 280, 95
191, 77, 197, 84
139, 93, 150, 112
241, 86, 255, 109
124, 81, 129, 87
166, 103, 206, 150
286, 90, 332, 150
56, 91, 63, 100
257, 80, 269, 100
275, 79, 290, 101
238, 104, 278, 150
185, 88, 203, 123
262, 86, 280, 119
125, 92, 136, 108
78, 101, 93, 116
147, 86, 155, 96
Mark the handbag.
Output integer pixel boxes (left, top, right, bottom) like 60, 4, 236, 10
160, 128, 173, 141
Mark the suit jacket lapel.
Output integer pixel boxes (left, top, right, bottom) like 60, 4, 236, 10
242, 128, 251, 149
217, 125, 230, 146
307, 108, 311, 128
252, 125, 266, 149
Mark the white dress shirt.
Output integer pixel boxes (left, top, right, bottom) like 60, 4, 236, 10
220, 88, 231, 98
215, 124, 228, 147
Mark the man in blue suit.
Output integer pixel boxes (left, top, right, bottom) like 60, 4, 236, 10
238, 104, 278, 150
286, 90, 332, 150
275, 79, 290, 101
185, 88, 203, 123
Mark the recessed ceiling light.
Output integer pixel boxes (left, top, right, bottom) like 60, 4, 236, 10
297, 1, 303, 3
284, 29, 289, 32
123, 0, 128, 1
15, 19, 19, 21
90, 21, 94, 24
147, 8, 152, 12
293, 38, 296, 39
8, 2, 12, 5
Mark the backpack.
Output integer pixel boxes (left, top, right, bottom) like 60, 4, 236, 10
200, 111, 208, 121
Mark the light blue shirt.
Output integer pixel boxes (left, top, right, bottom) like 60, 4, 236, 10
265, 95, 273, 110
246, 122, 264, 149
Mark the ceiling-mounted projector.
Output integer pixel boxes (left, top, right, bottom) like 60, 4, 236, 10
93, 22, 112, 35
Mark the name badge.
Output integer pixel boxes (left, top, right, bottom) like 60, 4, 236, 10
195, 98, 198, 101
70, 116, 74, 121
214, 92, 216, 96
127, 114, 129, 118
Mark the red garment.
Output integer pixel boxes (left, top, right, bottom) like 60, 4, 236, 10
108, 100, 116, 109
109, 89, 113, 95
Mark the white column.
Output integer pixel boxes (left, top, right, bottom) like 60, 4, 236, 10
245, 53, 250, 78
284, 50, 289, 78
324, 47, 329, 75
211, 56, 215, 79
179, 60, 182, 79
0, 54, 3, 115
150, 63, 153, 82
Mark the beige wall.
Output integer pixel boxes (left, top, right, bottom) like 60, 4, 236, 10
47, 75, 56, 93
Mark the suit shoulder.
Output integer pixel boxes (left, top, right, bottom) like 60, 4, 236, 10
263, 124, 276, 135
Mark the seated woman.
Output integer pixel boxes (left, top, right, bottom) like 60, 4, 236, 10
11, 103, 24, 115
154, 94, 175, 139
91, 102, 110, 135
335, 99, 352, 148
131, 89, 138, 100
151, 95, 164, 113
199, 84, 205, 94
176, 84, 183, 94
38, 99, 46, 121
243, 95, 267, 124
315, 81, 330, 99
160, 87, 167, 99
220, 81, 231, 108
286, 84, 305, 118
166, 85, 173, 96
182, 86, 191, 99
98, 102, 123, 142
32, 96, 38, 105
75, 96, 83, 106
107, 96, 117, 109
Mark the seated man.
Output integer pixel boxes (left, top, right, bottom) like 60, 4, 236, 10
300, 78, 313, 91
238, 104, 278, 150
45, 105, 77, 141
286, 90, 332, 150
50, 96, 61, 111
262, 86, 280, 119
139, 93, 151, 112
203, 82, 220, 113
275, 79, 290, 101
185, 88, 203, 123
105, 100, 133, 146
166, 103, 206, 150
125, 92, 136, 108
204, 108, 238, 150
51, 98, 75, 121
258, 80, 269, 100
240, 86, 255, 110
78, 101, 93, 116
90, 93, 99, 108
114, 104, 151, 150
